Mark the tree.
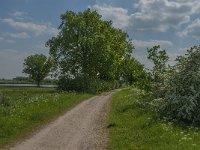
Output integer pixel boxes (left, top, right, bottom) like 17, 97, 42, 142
46, 9, 133, 92
23, 54, 54, 86
147, 45, 169, 98
121, 57, 151, 90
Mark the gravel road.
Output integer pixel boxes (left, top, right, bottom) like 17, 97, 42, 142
10, 92, 114, 150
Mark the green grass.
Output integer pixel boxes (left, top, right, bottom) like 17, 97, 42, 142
108, 88, 200, 150
0, 86, 92, 148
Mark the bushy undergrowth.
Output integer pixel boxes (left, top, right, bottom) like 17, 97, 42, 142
57, 76, 120, 93
146, 45, 200, 125
159, 46, 200, 124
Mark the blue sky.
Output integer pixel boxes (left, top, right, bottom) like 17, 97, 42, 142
0, 0, 200, 78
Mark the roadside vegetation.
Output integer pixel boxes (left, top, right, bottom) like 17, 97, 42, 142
146, 45, 200, 125
1, 9, 146, 149
0, 86, 92, 148
108, 88, 200, 150
2, 8, 200, 149
108, 45, 200, 149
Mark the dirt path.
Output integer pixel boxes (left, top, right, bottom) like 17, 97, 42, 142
10, 92, 114, 150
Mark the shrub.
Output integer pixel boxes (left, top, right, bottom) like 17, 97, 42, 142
57, 76, 86, 92
133, 88, 163, 115
57, 76, 120, 93
159, 46, 200, 124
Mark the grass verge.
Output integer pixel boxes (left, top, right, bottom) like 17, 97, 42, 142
0, 86, 92, 149
108, 88, 200, 150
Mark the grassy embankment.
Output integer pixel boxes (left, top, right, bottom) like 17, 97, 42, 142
108, 88, 200, 150
0, 86, 92, 148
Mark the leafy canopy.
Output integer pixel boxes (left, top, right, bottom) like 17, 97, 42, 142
23, 54, 53, 86
46, 9, 134, 92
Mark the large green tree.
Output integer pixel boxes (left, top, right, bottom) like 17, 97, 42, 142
122, 58, 144, 84
46, 9, 133, 91
23, 54, 54, 86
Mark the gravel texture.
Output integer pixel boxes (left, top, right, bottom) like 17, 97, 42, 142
10, 92, 113, 150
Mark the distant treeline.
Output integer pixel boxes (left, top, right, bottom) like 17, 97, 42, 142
0, 76, 56, 85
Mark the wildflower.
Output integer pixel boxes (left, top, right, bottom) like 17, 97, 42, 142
181, 137, 187, 140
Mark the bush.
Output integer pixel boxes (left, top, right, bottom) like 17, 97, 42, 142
57, 76, 120, 93
57, 76, 86, 92
133, 88, 163, 115
159, 46, 200, 124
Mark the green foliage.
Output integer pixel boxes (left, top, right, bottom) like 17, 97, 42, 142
122, 58, 151, 91
23, 54, 54, 86
46, 9, 134, 92
159, 46, 200, 124
147, 45, 169, 98
89, 79, 120, 93
57, 76, 120, 93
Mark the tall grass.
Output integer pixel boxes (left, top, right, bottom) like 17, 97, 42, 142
0, 87, 92, 148
108, 88, 200, 150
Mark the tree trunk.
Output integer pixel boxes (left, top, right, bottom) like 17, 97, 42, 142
37, 80, 40, 87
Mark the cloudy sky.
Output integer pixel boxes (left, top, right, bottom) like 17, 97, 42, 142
0, 0, 200, 79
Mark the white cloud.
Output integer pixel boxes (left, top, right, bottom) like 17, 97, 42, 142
6, 39, 16, 43
10, 11, 28, 20
1, 18, 46, 35
177, 18, 200, 39
133, 40, 190, 68
130, 0, 193, 32
0, 49, 29, 79
0, 37, 4, 41
0, 48, 50, 79
12, 11, 28, 17
1, 18, 58, 36
35, 41, 49, 55
132, 39, 173, 68
133, 39, 173, 49
0, 36, 15, 43
90, 4, 130, 29
166, 47, 191, 66
91, 0, 200, 32
47, 25, 59, 36
4, 32, 30, 39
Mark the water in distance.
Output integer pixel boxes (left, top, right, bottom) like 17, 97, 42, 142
0, 84, 56, 88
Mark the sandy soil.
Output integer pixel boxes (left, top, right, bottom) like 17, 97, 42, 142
10, 92, 113, 150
